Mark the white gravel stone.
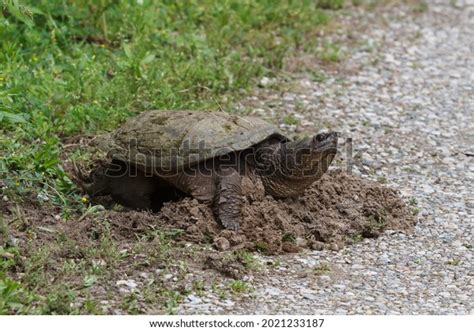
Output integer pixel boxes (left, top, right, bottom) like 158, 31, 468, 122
116, 279, 138, 293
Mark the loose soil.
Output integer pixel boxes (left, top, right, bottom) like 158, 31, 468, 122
75, 169, 416, 255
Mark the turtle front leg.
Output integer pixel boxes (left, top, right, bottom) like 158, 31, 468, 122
214, 168, 242, 231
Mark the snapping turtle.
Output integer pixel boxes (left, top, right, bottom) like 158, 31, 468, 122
78, 110, 338, 230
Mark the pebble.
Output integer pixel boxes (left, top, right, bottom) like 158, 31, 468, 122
213, 237, 230, 251
258, 76, 273, 87
116, 279, 138, 293
264, 287, 283, 296
186, 295, 203, 304
319, 275, 331, 282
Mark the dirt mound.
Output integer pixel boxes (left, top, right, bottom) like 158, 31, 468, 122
87, 170, 416, 254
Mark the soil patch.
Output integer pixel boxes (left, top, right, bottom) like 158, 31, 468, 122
76, 169, 416, 255
3, 169, 416, 257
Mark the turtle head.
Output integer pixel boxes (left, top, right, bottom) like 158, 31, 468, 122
283, 131, 338, 178
311, 132, 339, 153
256, 131, 338, 198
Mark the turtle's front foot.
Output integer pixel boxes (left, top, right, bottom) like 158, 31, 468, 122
214, 168, 242, 231
218, 209, 241, 231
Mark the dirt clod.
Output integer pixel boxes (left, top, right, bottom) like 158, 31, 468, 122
214, 237, 231, 251
204, 252, 247, 279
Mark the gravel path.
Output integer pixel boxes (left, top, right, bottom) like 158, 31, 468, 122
178, 0, 473, 314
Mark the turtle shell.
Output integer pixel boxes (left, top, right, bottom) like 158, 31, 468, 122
97, 110, 287, 169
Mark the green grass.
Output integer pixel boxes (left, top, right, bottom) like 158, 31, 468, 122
316, 0, 345, 9
377, 175, 388, 184
318, 42, 342, 63
0, 0, 347, 314
313, 262, 332, 275
227, 280, 250, 294
310, 70, 328, 83
0, 0, 332, 211
412, 0, 428, 13
446, 258, 462, 266
282, 114, 300, 126
0, 275, 31, 314
235, 250, 261, 271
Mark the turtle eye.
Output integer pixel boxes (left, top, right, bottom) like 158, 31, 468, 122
314, 133, 327, 143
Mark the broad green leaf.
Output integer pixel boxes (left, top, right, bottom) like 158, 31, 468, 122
140, 53, 156, 66
6, 2, 34, 28
83, 275, 98, 288
0, 111, 28, 124
123, 44, 133, 59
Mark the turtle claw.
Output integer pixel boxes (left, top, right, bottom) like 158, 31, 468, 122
220, 217, 240, 232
